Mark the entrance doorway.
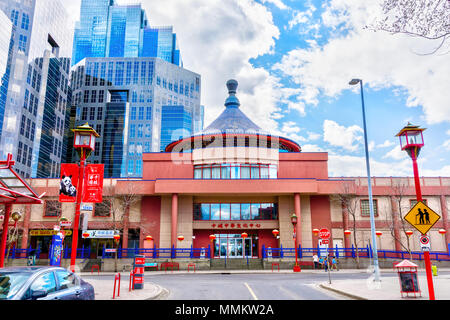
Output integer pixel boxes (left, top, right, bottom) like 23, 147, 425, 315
214, 234, 255, 258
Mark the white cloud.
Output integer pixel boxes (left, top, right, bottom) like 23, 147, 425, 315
273, 0, 450, 124
377, 140, 395, 148
443, 140, 450, 151
382, 146, 408, 160
260, 0, 289, 10
301, 144, 324, 152
323, 120, 363, 152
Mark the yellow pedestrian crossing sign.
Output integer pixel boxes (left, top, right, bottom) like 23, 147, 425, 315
404, 201, 441, 235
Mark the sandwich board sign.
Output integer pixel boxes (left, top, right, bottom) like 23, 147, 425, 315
404, 201, 440, 235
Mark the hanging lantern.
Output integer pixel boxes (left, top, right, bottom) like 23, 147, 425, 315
405, 230, 413, 237
177, 235, 184, 241
82, 232, 90, 239
209, 234, 216, 242
438, 229, 446, 235
312, 228, 320, 236
113, 234, 120, 243
272, 229, 279, 237
344, 230, 351, 236
241, 232, 248, 239
376, 231, 382, 237
145, 235, 153, 241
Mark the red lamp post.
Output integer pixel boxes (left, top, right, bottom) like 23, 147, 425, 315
209, 234, 216, 259
70, 123, 99, 272
396, 123, 435, 300
291, 213, 301, 272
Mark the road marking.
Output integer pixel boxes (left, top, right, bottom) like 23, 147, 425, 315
244, 282, 258, 300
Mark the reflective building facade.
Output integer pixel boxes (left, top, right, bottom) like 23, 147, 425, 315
0, 0, 73, 178
70, 57, 201, 177
72, 0, 183, 67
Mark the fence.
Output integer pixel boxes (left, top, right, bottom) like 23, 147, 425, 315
101, 245, 211, 259
3, 244, 91, 260
261, 244, 450, 262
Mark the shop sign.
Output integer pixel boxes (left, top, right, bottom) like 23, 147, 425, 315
211, 223, 262, 229
81, 230, 117, 239
30, 230, 72, 236
82, 164, 104, 203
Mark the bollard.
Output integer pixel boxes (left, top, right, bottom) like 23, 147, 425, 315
432, 265, 438, 276
113, 273, 121, 299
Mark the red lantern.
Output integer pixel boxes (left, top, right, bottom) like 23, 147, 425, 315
241, 232, 248, 239
312, 228, 320, 236
438, 229, 446, 235
376, 231, 382, 237
113, 234, 120, 242
145, 235, 153, 241
209, 234, 216, 242
405, 230, 413, 237
177, 235, 184, 241
82, 232, 90, 239
344, 230, 351, 236
272, 229, 279, 237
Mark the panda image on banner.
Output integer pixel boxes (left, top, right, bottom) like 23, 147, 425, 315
60, 175, 77, 197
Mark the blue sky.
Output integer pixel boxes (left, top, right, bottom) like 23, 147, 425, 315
64, 0, 450, 177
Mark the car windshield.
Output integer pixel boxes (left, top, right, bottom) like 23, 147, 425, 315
0, 272, 30, 300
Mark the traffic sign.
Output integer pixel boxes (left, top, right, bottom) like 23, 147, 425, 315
319, 228, 331, 239
419, 235, 431, 251
404, 201, 441, 235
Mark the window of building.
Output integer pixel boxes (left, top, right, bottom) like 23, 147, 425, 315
194, 203, 278, 221
94, 201, 111, 217
44, 200, 61, 217
360, 199, 378, 217
193, 163, 277, 180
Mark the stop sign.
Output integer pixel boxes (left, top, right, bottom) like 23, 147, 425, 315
318, 228, 331, 239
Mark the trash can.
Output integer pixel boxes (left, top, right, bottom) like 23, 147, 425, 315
133, 255, 145, 290
432, 265, 438, 276
395, 260, 421, 298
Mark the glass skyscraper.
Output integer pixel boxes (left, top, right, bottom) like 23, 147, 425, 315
72, 0, 183, 67
160, 105, 193, 152
70, 57, 201, 177
0, 0, 73, 178
0, 10, 13, 143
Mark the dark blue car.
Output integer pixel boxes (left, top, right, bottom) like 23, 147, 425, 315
0, 266, 95, 300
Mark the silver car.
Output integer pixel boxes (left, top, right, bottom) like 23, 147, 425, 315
0, 266, 95, 300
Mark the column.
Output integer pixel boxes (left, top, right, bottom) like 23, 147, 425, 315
20, 205, 31, 256
390, 196, 402, 252
294, 193, 301, 247
440, 195, 449, 249
342, 203, 351, 249
171, 193, 178, 248
122, 205, 130, 251
0, 204, 12, 267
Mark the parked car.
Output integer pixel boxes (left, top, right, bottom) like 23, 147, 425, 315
0, 266, 95, 300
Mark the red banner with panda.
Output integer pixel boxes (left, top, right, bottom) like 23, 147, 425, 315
59, 164, 79, 202
82, 164, 104, 203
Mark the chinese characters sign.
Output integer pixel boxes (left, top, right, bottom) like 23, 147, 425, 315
210, 223, 262, 229
82, 164, 104, 203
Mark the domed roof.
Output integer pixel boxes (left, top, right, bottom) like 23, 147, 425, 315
164, 80, 301, 152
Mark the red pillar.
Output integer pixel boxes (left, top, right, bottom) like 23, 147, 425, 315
122, 205, 130, 251
171, 193, 178, 248
20, 205, 31, 253
0, 203, 12, 268
294, 193, 301, 248
342, 203, 351, 249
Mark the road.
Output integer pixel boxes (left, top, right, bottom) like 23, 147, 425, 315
145, 272, 365, 300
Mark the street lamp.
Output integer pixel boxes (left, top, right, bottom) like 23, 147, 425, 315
349, 78, 380, 282
209, 234, 216, 259
70, 123, 99, 272
395, 123, 435, 300
290, 213, 301, 272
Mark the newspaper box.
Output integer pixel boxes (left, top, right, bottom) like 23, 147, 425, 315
395, 260, 421, 298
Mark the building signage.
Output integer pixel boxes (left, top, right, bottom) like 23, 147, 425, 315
210, 223, 263, 229
81, 230, 117, 239
82, 164, 104, 203
59, 221, 72, 227
59, 164, 79, 203
81, 204, 93, 211
404, 201, 441, 235
30, 230, 72, 236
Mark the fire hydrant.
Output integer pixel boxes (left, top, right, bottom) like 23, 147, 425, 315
432, 265, 438, 276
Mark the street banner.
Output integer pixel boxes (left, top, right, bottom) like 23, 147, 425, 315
59, 164, 79, 202
82, 164, 104, 203
49, 234, 63, 266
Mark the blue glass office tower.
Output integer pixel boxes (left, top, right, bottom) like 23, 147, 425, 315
72, 0, 183, 67
0, 11, 12, 143
0, 0, 73, 178
160, 105, 192, 152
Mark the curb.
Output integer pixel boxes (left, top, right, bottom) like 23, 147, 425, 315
318, 283, 368, 300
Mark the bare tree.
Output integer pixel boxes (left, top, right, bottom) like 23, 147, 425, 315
332, 181, 362, 269
368, 0, 450, 54
95, 182, 141, 272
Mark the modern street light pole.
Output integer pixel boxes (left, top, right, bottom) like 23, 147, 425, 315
349, 79, 381, 282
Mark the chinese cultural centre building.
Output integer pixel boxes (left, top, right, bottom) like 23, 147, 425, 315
1, 80, 450, 263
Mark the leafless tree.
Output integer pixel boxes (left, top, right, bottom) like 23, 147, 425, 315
95, 182, 141, 272
332, 181, 362, 269
368, 0, 450, 54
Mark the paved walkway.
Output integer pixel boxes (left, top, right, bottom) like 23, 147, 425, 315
80, 268, 450, 300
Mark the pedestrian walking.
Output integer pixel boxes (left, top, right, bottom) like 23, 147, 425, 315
318, 256, 324, 269
324, 256, 328, 272
331, 256, 338, 271
313, 254, 319, 269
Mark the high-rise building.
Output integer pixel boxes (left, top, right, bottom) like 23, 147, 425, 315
0, 0, 73, 178
0, 10, 13, 142
160, 105, 192, 152
70, 57, 201, 177
72, 0, 182, 67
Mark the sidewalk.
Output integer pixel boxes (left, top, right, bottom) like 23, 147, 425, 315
80, 268, 450, 300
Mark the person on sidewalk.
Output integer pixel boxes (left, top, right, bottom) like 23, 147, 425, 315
313, 254, 319, 269
331, 256, 338, 271
324, 256, 329, 272
318, 256, 324, 269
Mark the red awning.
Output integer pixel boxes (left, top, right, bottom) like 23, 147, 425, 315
0, 154, 43, 205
